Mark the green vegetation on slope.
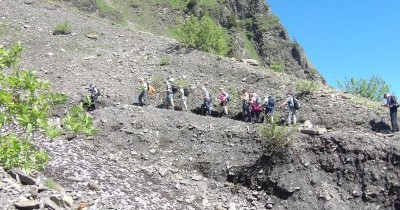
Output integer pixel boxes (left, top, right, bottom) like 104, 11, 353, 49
337, 75, 390, 101
0, 42, 97, 171
175, 15, 229, 56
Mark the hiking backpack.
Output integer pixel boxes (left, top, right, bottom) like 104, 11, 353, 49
226, 94, 231, 102
293, 98, 300, 110
96, 88, 101, 96
147, 84, 156, 95
183, 87, 190, 96
171, 85, 178, 94
267, 96, 275, 108
256, 96, 262, 104
391, 96, 399, 108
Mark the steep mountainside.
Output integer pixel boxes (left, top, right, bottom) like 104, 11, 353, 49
1, 0, 400, 210
54, 0, 325, 82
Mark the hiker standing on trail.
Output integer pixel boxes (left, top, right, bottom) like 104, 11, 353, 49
138, 77, 148, 106
201, 86, 212, 116
179, 85, 188, 111
383, 93, 399, 133
164, 79, 175, 109
218, 87, 229, 117
241, 89, 250, 122
250, 93, 262, 123
279, 92, 297, 125
264, 95, 275, 123
87, 82, 100, 111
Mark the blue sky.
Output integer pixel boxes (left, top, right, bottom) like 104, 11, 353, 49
267, 0, 399, 96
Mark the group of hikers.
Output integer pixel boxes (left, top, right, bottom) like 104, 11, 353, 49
86, 77, 399, 132
134, 76, 300, 125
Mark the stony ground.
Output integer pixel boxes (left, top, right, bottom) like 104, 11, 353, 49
1, 0, 400, 209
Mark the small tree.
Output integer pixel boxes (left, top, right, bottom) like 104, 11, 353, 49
175, 15, 229, 56
337, 75, 390, 101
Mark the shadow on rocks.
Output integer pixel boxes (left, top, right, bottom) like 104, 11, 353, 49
369, 119, 391, 133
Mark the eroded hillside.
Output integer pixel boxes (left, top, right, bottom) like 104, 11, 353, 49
1, 0, 400, 210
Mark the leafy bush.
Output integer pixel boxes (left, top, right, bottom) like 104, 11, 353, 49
175, 15, 229, 56
0, 134, 49, 171
270, 63, 284, 73
337, 75, 390, 101
258, 123, 295, 158
295, 80, 319, 95
53, 21, 71, 35
63, 102, 97, 136
0, 42, 98, 172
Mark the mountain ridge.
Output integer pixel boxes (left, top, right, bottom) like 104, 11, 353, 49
0, 0, 400, 209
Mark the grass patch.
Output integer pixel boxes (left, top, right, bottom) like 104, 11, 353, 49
348, 95, 386, 112
239, 32, 262, 65
159, 56, 171, 66
295, 80, 319, 95
53, 21, 72, 35
270, 62, 284, 73
95, 0, 126, 24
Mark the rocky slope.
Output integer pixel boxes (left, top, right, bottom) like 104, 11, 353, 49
54, 0, 324, 82
1, 0, 400, 209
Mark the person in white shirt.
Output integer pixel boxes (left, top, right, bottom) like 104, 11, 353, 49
179, 85, 187, 111
138, 77, 148, 106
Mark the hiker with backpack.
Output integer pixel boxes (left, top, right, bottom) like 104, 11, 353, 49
241, 89, 250, 122
138, 77, 149, 106
218, 87, 229, 117
87, 82, 100, 111
179, 85, 188, 111
201, 86, 212, 116
250, 93, 263, 123
382, 93, 399, 133
147, 81, 156, 98
264, 95, 275, 123
279, 92, 298, 125
163, 79, 175, 110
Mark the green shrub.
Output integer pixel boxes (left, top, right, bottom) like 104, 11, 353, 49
0, 134, 49, 171
53, 21, 71, 35
270, 63, 284, 73
159, 57, 171, 66
258, 123, 295, 158
0, 42, 98, 172
63, 101, 97, 136
296, 80, 319, 95
175, 15, 229, 56
337, 75, 390, 101
173, 78, 189, 88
